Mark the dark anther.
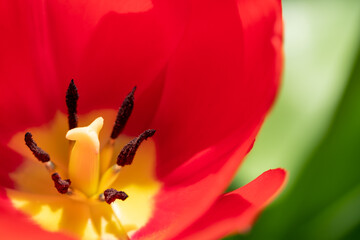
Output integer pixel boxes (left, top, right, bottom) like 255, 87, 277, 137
104, 188, 128, 204
110, 87, 136, 139
117, 129, 156, 166
66, 79, 79, 130
24, 132, 50, 163
51, 173, 71, 194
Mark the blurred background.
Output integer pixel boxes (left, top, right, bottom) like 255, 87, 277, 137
225, 0, 360, 239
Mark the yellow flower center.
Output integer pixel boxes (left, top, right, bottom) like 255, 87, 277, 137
6, 110, 161, 239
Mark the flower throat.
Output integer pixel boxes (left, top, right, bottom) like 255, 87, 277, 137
24, 80, 155, 203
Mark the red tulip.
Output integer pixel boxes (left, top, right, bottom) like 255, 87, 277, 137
0, 0, 286, 239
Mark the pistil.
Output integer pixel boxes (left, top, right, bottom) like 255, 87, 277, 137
66, 117, 103, 197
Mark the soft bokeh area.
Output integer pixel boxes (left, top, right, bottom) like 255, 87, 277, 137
226, 0, 360, 239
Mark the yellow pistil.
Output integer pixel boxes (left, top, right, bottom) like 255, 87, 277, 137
66, 117, 103, 197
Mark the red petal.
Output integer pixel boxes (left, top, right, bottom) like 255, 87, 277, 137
44, 0, 189, 133
135, 0, 283, 238
0, 1, 189, 139
173, 169, 287, 240
0, 189, 75, 240
1, 0, 283, 238
152, 0, 283, 177
0, 1, 61, 142
0, 145, 23, 188
133, 125, 259, 240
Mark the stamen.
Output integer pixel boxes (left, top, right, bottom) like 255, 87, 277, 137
110, 87, 136, 139
66, 79, 79, 130
98, 164, 122, 192
100, 139, 115, 174
117, 129, 155, 166
24, 132, 50, 163
51, 173, 71, 194
103, 188, 128, 204
44, 161, 56, 172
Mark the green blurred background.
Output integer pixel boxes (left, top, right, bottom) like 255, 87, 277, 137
225, 0, 360, 239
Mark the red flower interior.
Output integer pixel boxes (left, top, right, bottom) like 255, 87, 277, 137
0, 0, 286, 239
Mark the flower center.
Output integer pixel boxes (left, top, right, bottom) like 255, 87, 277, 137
6, 81, 161, 239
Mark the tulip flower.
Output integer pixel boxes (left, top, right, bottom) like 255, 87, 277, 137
0, 0, 286, 239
